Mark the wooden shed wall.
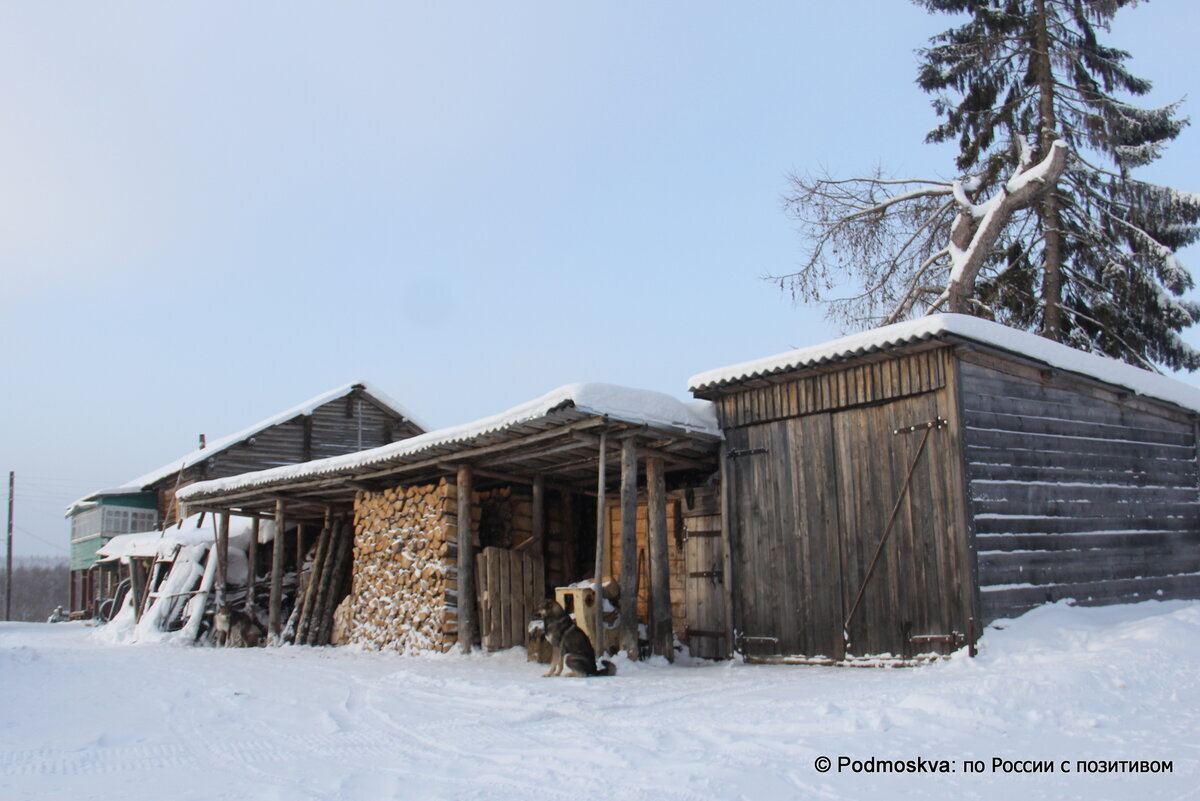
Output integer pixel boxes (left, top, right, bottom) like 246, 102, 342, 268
958, 350, 1200, 622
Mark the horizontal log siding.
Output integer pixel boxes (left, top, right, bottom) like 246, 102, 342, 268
716, 349, 945, 428
958, 355, 1200, 623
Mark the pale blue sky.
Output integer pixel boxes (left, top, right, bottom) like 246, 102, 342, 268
4, 1, 1200, 556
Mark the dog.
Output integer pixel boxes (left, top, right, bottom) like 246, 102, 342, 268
530, 599, 615, 677
214, 608, 265, 648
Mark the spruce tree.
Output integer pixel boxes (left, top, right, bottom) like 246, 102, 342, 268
916, 0, 1200, 370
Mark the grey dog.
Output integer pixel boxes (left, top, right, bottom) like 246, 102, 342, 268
530, 599, 616, 677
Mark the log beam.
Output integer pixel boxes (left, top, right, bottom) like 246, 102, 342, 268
618, 438, 639, 660
646, 457, 672, 661
269, 499, 285, 642
246, 517, 259, 616
456, 464, 476, 654
592, 431, 607, 654
216, 512, 230, 618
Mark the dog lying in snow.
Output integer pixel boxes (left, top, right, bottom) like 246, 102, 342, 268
529, 599, 615, 677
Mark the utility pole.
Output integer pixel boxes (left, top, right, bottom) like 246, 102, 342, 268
5, 471, 13, 621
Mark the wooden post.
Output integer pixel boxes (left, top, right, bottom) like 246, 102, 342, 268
296, 523, 306, 574
618, 438, 639, 660
592, 430, 607, 654
457, 464, 476, 654
561, 490, 575, 582
529, 473, 546, 662
5, 471, 12, 621
310, 514, 343, 645
317, 518, 353, 646
269, 500, 285, 642
215, 512, 230, 616
297, 508, 332, 645
718, 444, 736, 659
531, 474, 545, 556
246, 517, 259, 615
128, 559, 145, 624
646, 457, 672, 661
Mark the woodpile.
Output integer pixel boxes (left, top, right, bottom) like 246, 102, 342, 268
349, 479, 461, 652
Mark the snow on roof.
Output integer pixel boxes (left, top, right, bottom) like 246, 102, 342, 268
688, 314, 1200, 413
126, 381, 423, 492
68, 381, 424, 517
96, 514, 256, 562
178, 382, 719, 500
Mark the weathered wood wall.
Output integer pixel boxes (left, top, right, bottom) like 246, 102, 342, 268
716, 347, 946, 428
958, 350, 1200, 622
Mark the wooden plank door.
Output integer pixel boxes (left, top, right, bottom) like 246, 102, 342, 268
833, 390, 971, 658
683, 514, 726, 659
725, 415, 844, 660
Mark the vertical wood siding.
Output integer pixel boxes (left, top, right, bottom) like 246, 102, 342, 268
717, 348, 945, 428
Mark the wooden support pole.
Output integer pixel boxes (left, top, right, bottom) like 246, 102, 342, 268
646, 457, 672, 661
310, 513, 342, 645
297, 508, 332, 645
531, 474, 545, 556
216, 512, 230, 616
128, 559, 146, 624
246, 517, 259, 616
317, 519, 352, 646
561, 490, 576, 582
296, 523, 306, 574
269, 500, 285, 642
718, 444, 736, 659
618, 438, 639, 660
592, 430, 607, 654
456, 464, 476, 654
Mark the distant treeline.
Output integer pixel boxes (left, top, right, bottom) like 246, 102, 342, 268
1, 557, 68, 621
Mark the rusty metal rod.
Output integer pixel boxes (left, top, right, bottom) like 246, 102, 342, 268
842, 423, 936, 644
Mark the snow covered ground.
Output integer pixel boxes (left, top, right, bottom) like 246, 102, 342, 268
2, 600, 1197, 801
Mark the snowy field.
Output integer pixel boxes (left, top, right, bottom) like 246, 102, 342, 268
2, 601, 1197, 801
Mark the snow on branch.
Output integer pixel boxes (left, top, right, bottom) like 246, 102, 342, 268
773, 138, 1067, 329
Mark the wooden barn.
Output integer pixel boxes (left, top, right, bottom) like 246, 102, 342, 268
689, 314, 1200, 663
176, 383, 725, 659
67, 381, 424, 616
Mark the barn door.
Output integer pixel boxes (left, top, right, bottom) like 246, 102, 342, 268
725, 388, 971, 661
834, 391, 970, 658
683, 513, 726, 659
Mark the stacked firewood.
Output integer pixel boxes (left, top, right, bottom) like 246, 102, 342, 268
349, 479, 461, 652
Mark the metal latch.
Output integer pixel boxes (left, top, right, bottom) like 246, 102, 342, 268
727, 447, 769, 458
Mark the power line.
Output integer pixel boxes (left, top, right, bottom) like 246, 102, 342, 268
14, 524, 63, 550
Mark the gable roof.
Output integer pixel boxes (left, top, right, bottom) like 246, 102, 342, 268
688, 314, 1200, 414
68, 382, 425, 515
177, 382, 719, 504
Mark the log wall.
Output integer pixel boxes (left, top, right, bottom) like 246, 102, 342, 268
958, 350, 1200, 622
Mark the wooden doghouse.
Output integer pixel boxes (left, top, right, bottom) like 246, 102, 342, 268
690, 314, 1200, 663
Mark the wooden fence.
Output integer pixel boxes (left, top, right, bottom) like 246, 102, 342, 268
476, 546, 544, 651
